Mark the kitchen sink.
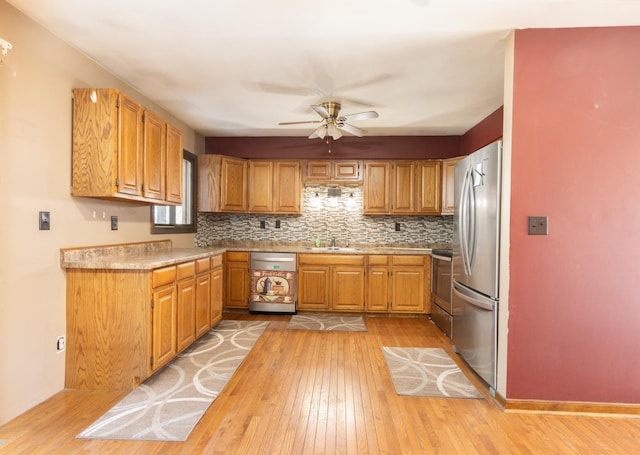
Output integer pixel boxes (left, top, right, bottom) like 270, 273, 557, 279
305, 247, 362, 252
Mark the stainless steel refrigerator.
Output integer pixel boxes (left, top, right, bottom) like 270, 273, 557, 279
452, 140, 501, 391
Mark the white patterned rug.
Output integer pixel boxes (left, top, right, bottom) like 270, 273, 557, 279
382, 347, 483, 399
286, 313, 367, 332
77, 320, 269, 442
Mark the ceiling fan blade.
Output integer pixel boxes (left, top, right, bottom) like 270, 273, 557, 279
309, 125, 327, 139
338, 122, 366, 137
339, 110, 379, 122
311, 104, 331, 119
278, 120, 323, 125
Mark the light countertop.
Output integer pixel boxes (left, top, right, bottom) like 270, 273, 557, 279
60, 240, 448, 270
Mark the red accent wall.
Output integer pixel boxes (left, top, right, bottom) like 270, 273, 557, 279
508, 27, 640, 403
205, 135, 461, 159
460, 107, 503, 155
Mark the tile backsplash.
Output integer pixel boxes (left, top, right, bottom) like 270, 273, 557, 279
195, 184, 453, 247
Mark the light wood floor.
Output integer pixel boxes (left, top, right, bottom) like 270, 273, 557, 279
1, 313, 639, 454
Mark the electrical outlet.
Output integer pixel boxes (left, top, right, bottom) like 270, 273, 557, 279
275, 220, 281, 229
56, 335, 66, 352
260, 220, 266, 229
395, 222, 401, 232
528, 216, 548, 235
39, 211, 50, 230
111, 215, 118, 230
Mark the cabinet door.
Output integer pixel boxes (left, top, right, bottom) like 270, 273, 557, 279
274, 161, 301, 213
176, 277, 196, 352
197, 154, 221, 212
151, 285, 177, 371
304, 161, 332, 181
333, 161, 362, 181
390, 266, 426, 313
165, 124, 183, 204
117, 94, 144, 197
195, 273, 212, 337
416, 161, 442, 215
441, 157, 462, 215
367, 266, 389, 312
297, 266, 331, 310
391, 161, 415, 214
363, 161, 390, 214
210, 266, 223, 327
248, 161, 273, 212
225, 262, 249, 308
220, 157, 248, 212
143, 110, 166, 201
331, 266, 365, 311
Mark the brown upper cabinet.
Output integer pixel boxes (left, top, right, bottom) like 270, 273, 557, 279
71, 88, 183, 205
198, 154, 248, 212
363, 160, 441, 215
440, 156, 463, 215
165, 124, 184, 204
362, 161, 390, 214
248, 160, 301, 214
302, 160, 363, 183
200, 156, 301, 214
416, 161, 441, 215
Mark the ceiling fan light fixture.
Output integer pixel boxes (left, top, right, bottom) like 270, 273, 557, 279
281, 100, 378, 140
328, 124, 342, 140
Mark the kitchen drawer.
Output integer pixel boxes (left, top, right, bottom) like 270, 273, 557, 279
368, 255, 389, 266
430, 302, 452, 339
152, 266, 176, 288
226, 251, 249, 262
391, 255, 425, 266
210, 254, 223, 268
196, 257, 211, 273
298, 254, 365, 266
176, 261, 195, 280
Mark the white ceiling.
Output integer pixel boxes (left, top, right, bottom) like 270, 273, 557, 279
8, 0, 640, 137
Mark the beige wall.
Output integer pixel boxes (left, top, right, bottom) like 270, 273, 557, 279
0, 1, 204, 424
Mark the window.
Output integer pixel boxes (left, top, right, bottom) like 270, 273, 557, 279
151, 150, 197, 234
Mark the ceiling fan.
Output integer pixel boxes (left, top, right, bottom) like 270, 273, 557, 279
279, 101, 379, 140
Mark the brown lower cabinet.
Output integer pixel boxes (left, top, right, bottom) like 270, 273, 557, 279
176, 262, 196, 353
210, 255, 224, 326
224, 251, 250, 309
65, 253, 223, 391
297, 254, 366, 312
366, 255, 431, 313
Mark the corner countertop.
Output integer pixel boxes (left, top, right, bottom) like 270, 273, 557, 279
60, 240, 449, 271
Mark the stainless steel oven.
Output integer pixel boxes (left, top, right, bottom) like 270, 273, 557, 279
430, 250, 453, 338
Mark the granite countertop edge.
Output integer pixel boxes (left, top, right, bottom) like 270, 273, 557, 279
61, 240, 449, 270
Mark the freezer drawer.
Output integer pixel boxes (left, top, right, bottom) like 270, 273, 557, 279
430, 301, 452, 339
452, 282, 497, 389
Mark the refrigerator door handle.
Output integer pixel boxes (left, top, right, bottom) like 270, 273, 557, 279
459, 166, 472, 275
468, 173, 477, 271
453, 285, 495, 311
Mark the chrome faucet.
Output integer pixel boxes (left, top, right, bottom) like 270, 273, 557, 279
330, 237, 336, 248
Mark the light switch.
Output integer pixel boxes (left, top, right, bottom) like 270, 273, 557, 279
39, 211, 50, 230
528, 216, 548, 235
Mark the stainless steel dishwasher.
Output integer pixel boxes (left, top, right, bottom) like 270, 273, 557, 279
249, 252, 297, 314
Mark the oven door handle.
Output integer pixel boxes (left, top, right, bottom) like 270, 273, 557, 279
432, 254, 452, 262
